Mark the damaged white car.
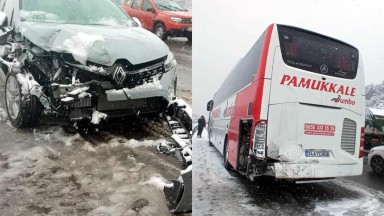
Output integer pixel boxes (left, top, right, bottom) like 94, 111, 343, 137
0, 0, 177, 128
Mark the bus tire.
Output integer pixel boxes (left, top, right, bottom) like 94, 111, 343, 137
371, 155, 384, 175
223, 138, 231, 170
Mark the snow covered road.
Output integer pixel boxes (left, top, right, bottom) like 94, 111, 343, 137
0, 120, 182, 215
193, 130, 384, 215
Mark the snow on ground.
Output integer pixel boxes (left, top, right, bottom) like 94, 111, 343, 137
193, 130, 264, 215
0, 107, 6, 121
314, 179, 384, 215
0, 126, 181, 215
193, 129, 384, 215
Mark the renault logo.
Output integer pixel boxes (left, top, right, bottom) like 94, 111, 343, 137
113, 66, 126, 85
320, 64, 328, 73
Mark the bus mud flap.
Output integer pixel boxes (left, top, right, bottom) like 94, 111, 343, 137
163, 170, 192, 213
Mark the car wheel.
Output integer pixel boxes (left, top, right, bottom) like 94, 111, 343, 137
371, 155, 384, 175
223, 138, 232, 170
5, 71, 40, 128
154, 23, 168, 41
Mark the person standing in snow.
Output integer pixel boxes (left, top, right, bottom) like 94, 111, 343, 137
197, 115, 206, 138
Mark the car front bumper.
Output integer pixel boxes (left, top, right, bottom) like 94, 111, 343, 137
167, 26, 192, 37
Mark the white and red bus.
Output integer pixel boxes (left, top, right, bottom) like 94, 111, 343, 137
206, 24, 365, 181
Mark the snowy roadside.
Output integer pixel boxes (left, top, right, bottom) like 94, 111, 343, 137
193, 129, 384, 215
0, 125, 184, 215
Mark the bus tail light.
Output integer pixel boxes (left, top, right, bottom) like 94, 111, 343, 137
252, 121, 267, 159
359, 127, 364, 158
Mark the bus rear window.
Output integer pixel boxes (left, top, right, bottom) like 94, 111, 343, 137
277, 25, 359, 79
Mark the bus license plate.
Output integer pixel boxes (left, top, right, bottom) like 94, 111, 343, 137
305, 150, 330, 157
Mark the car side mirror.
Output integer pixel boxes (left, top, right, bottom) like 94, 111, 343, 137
147, 8, 155, 12
207, 100, 214, 111
132, 17, 142, 28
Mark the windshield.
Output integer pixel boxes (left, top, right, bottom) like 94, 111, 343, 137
20, 0, 135, 26
154, 0, 186, 11
278, 25, 359, 79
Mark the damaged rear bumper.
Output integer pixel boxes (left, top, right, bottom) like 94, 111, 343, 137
270, 161, 363, 179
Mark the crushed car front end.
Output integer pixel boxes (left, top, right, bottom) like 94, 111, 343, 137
1, 0, 177, 127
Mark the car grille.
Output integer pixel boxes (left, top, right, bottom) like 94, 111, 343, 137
111, 62, 164, 89
181, 18, 192, 24
69, 97, 92, 107
341, 118, 356, 155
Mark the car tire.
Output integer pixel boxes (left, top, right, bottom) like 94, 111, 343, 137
371, 155, 384, 175
223, 138, 232, 170
154, 23, 168, 41
5, 71, 40, 128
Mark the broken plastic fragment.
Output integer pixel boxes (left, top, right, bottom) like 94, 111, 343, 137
91, 110, 107, 124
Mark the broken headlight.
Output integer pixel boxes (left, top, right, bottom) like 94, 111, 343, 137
164, 51, 177, 72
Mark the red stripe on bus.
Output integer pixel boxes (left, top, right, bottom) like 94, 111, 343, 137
227, 24, 275, 169
252, 24, 274, 120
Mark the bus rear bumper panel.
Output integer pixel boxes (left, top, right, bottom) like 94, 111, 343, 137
271, 162, 363, 179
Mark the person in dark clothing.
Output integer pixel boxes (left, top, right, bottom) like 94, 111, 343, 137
197, 115, 206, 138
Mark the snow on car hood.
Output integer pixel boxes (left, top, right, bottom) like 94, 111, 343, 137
19, 22, 169, 66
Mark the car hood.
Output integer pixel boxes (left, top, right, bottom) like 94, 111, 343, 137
160, 11, 192, 18
19, 22, 169, 66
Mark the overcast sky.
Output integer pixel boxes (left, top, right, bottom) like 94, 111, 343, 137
193, 0, 384, 115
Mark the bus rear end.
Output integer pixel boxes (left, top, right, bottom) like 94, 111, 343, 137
259, 25, 365, 179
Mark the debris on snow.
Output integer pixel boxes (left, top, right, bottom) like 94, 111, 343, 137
171, 97, 192, 119
91, 110, 108, 124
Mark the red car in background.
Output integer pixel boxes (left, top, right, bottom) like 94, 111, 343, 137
121, 0, 192, 41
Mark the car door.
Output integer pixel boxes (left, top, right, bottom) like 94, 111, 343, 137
140, 0, 156, 30
122, 0, 142, 19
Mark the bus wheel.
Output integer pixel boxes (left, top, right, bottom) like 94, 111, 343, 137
224, 139, 231, 170
371, 155, 384, 175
